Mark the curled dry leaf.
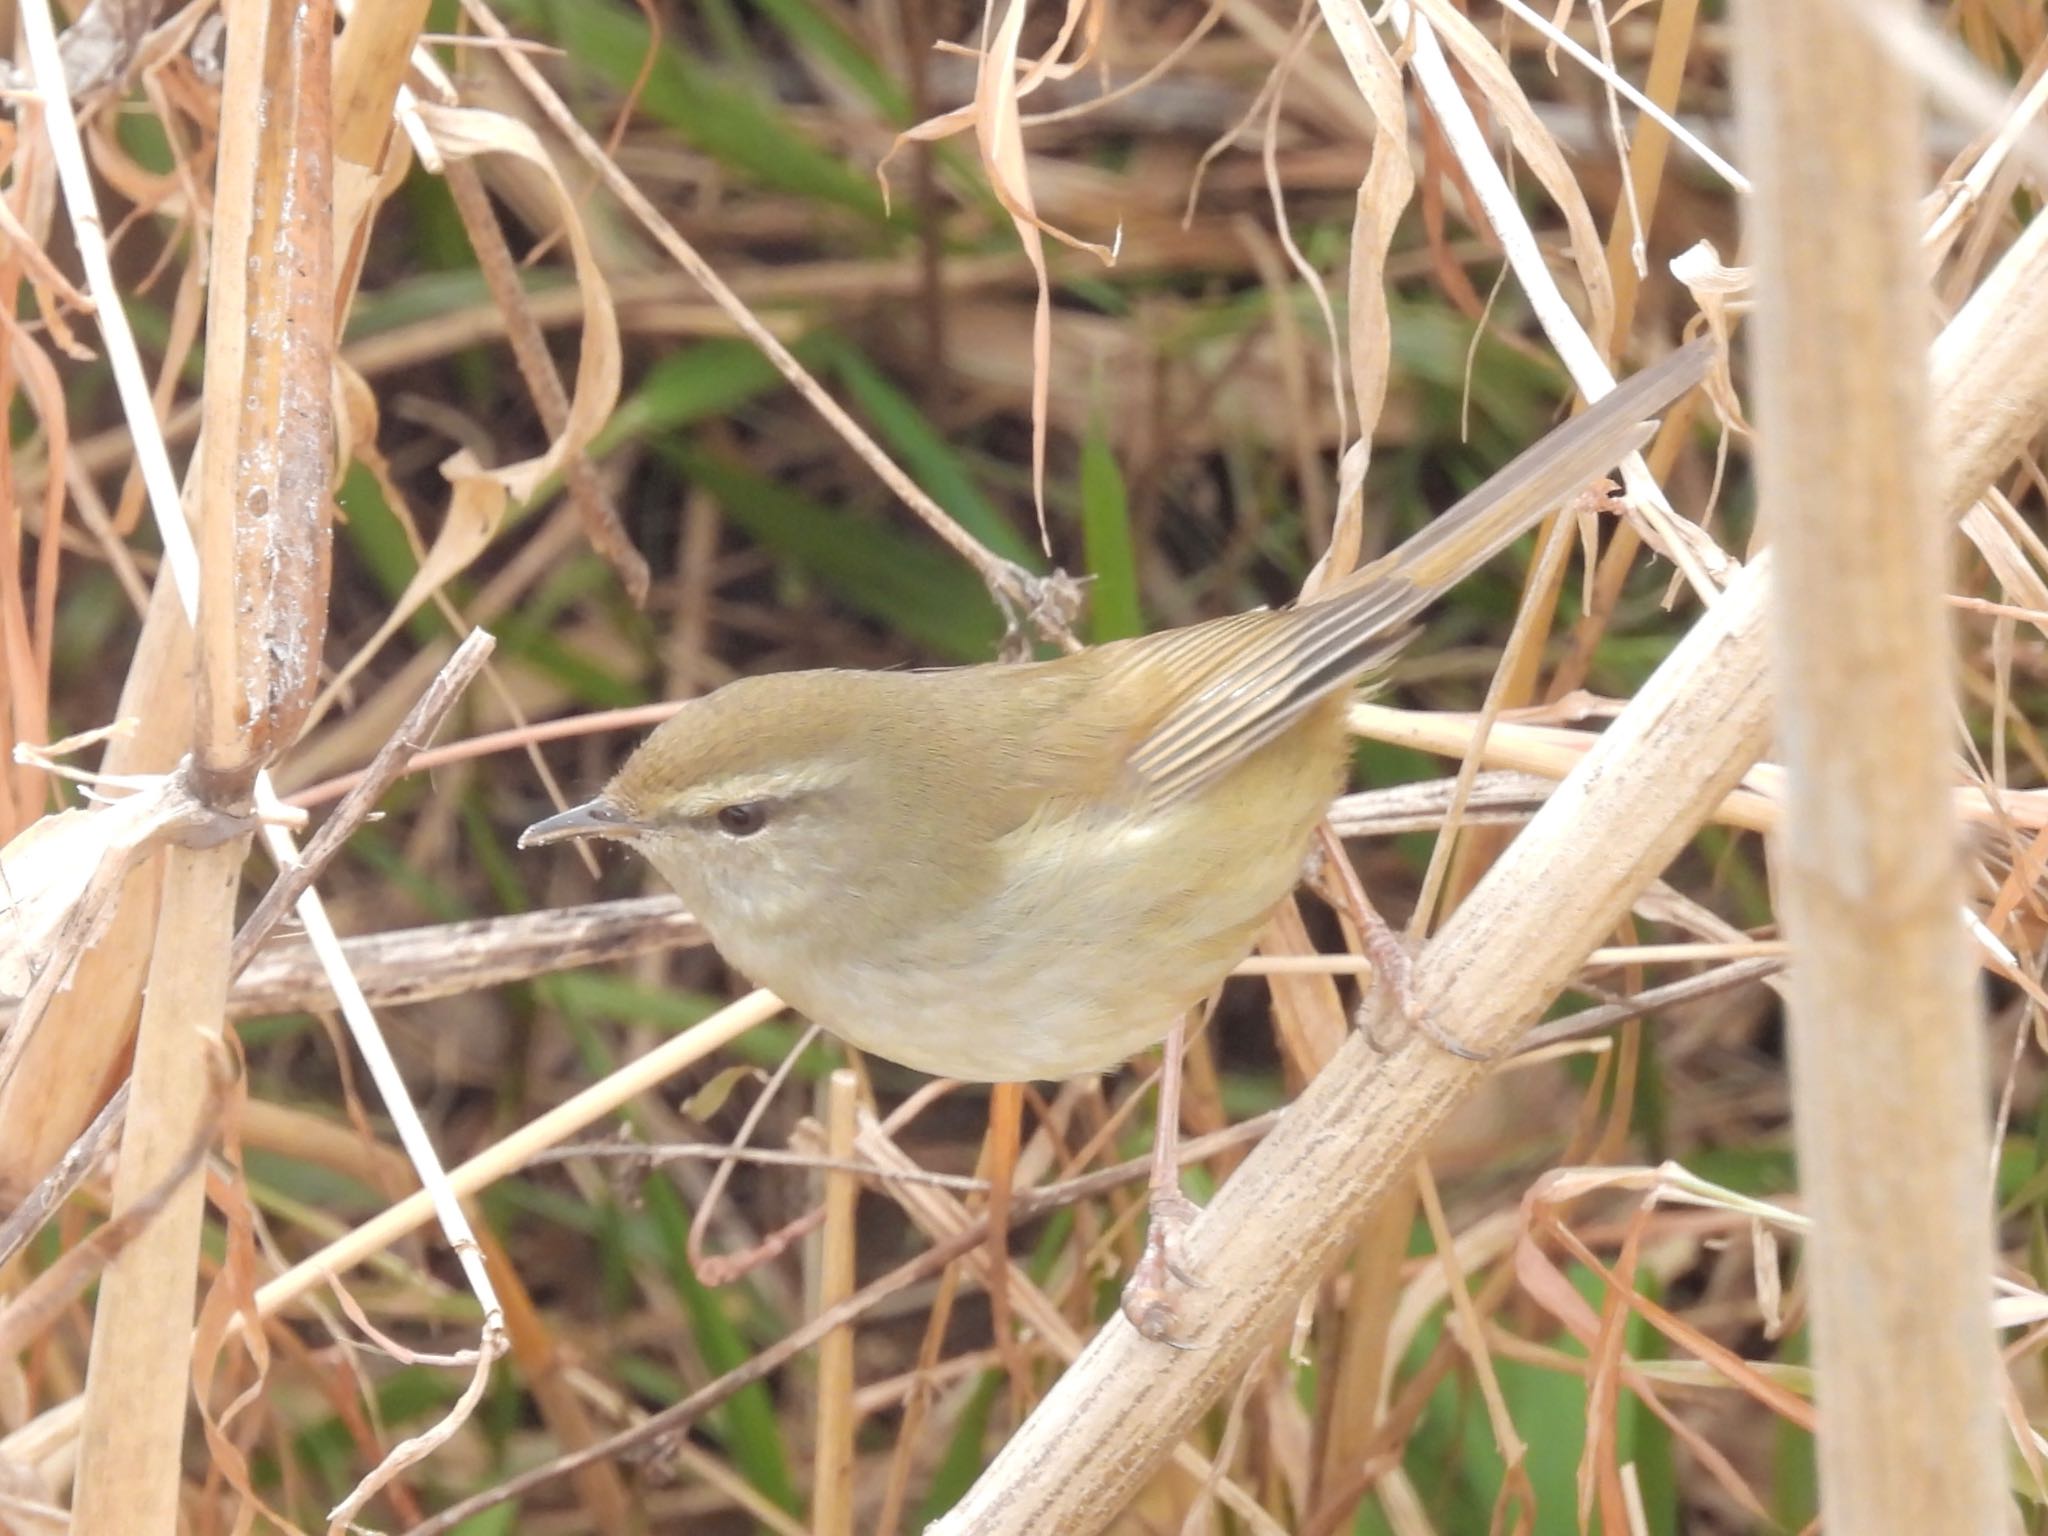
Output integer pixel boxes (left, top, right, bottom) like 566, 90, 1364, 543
0, 766, 245, 1105
884, 0, 1116, 548
310, 103, 622, 720
1302, 0, 1413, 599
0, 175, 95, 363
682, 1063, 770, 1122
1669, 240, 1755, 433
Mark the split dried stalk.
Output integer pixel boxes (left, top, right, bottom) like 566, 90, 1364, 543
1736, 4, 2006, 1531
190, 0, 334, 797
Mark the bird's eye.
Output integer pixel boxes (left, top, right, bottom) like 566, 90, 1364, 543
714, 801, 770, 837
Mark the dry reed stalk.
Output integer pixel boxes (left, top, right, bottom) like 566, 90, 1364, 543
188, 4, 334, 797
1348, 701, 2048, 837
221, 895, 704, 1018
0, 0, 431, 1198
482, 1221, 638, 1532
1735, 4, 2007, 1532
812, 1069, 860, 1536
66, 842, 240, 1534
925, 199, 2048, 1528
67, 0, 333, 1526
331, 0, 432, 242
1599, 0, 1703, 337
1308, 1185, 1413, 1524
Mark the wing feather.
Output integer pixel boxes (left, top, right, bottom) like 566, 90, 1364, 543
1119, 339, 1713, 805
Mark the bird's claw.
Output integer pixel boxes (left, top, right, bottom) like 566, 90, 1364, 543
1121, 1190, 1205, 1347
1356, 925, 1493, 1062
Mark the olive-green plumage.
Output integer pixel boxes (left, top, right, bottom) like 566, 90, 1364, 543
523, 341, 1710, 1081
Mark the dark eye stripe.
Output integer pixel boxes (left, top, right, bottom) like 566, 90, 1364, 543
714, 801, 770, 837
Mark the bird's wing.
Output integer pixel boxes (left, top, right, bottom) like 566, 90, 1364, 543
1118, 338, 1715, 806
1105, 605, 1404, 806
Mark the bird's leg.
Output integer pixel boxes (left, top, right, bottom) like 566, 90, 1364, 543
1312, 824, 1493, 1062
1121, 1012, 1204, 1346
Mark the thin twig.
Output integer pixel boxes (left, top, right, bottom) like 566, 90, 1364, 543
230, 628, 494, 974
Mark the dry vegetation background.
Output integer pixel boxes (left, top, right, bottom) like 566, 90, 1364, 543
3, 0, 2047, 1532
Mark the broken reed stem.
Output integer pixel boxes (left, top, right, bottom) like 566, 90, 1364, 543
1736, 4, 2006, 1531
68, 839, 243, 1536
812, 1069, 859, 1536
220, 894, 703, 1018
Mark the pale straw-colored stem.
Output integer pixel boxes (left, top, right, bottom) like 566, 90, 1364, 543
68, 842, 240, 1535
811, 1070, 860, 1536
1736, 3, 2007, 1531
250, 990, 784, 1322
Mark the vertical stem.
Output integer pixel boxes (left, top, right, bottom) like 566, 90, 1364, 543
69, 840, 243, 1536
1735, 5, 2006, 1533
982, 1078, 1030, 1419
814, 1069, 860, 1536
191, 0, 335, 795
1599, 0, 1699, 338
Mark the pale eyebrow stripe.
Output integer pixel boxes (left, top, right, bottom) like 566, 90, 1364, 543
671, 763, 849, 818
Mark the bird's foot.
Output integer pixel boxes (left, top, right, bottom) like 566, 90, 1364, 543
1355, 920, 1493, 1062
1121, 1189, 1205, 1347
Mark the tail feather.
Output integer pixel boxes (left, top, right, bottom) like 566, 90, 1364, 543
1125, 338, 1716, 805
1329, 337, 1713, 609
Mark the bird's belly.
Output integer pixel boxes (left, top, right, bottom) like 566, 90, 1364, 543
766, 808, 1319, 1082
814, 941, 1223, 1082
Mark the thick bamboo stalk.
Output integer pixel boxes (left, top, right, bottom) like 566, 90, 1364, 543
1735, 4, 2006, 1531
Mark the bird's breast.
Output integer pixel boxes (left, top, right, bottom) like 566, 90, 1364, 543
701, 697, 1353, 1083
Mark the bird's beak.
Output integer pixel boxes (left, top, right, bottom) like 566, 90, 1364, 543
519, 797, 640, 849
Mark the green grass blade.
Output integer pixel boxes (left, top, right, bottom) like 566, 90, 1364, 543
668, 443, 1004, 661
1079, 414, 1141, 642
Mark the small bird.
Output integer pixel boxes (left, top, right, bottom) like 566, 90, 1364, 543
523, 340, 1710, 1333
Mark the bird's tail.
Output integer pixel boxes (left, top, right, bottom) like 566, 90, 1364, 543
1326, 336, 1715, 614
